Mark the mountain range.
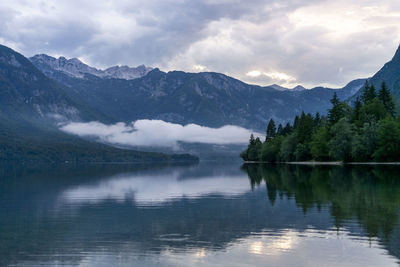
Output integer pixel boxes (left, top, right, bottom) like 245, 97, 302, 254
29, 54, 367, 130
30, 54, 152, 80
1, 43, 399, 161
0, 45, 197, 163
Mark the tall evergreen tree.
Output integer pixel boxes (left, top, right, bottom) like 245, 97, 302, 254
240, 134, 256, 161
352, 97, 362, 124
277, 123, 283, 136
314, 112, 321, 127
293, 115, 300, 129
361, 80, 370, 104
249, 134, 255, 146
378, 81, 395, 116
369, 84, 377, 100
362, 81, 376, 104
282, 122, 292, 136
328, 92, 345, 125
361, 80, 369, 103
296, 112, 315, 144
266, 119, 276, 141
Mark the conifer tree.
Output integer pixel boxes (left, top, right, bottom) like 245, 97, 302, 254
241, 134, 257, 161
277, 123, 283, 136
266, 119, 276, 141
362, 81, 376, 104
352, 97, 362, 124
314, 112, 321, 127
240, 79, 398, 163
296, 112, 315, 143
282, 122, 292, 135
293, 115, 300, 129
249, 134, 255, 146
378, 81, 395, 116
361, 80, 370, 104
328, 92, 344, 125
369, 84, 377, 100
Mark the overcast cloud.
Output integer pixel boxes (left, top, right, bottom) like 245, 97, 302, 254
1, 0, 400, 87
60, 120, 262, 148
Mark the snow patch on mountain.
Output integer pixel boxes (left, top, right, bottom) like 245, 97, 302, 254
30, 54, 153, 80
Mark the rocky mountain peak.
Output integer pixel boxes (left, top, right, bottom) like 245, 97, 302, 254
292, 85, 307, 91
30, 54, 153, 80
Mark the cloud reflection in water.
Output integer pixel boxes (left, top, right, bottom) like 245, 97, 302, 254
61, 170, 250, 205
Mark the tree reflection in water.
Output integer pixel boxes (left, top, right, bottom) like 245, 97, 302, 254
243, 163, 400, 254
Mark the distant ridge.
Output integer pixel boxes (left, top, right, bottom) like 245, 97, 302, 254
268, 84, 306, 91
368, 44, 400, 99
30, 54, 153, 80
29, 59, 365, 130
0, 44, 198, 163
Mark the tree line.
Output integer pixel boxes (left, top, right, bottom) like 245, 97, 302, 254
241, 81, 400, 162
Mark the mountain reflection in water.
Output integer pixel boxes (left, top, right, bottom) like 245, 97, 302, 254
0, 162, 399, 266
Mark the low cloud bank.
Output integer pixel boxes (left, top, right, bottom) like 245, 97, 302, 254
60, 119, 262, 148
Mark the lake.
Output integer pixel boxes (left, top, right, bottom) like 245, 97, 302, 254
1, 162, 400, 266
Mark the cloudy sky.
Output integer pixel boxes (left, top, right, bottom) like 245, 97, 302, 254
1, 0, 400, 88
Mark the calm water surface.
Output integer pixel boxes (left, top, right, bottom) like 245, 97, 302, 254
1, 162, 400, 266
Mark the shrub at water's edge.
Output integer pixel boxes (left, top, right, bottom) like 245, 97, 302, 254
241, 81, 400, 162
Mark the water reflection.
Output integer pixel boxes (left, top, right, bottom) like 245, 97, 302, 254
60, 170, 249, 205
0, 162, 400, 266
243, 163, 400, 261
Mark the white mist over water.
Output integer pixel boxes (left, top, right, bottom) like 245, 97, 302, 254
60, 119, 263, 148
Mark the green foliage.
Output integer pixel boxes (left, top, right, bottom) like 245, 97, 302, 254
266, 119, 276, 141
352, 97, 362, 125
260, 136, 283, 162
378, 81, 395, 116
241, 80, 399, 163
314, 112, 321, 127
240, 150, 248, 161
293, 115, 300, 129
279, 133, 297, 161
296, 112, 314, 144
362, 80, 377, 104
281, 123, 293, 136
294, 143, 311, 161
241, 134, 262, 161
328, 119, 354, 162
351, 122, 379, 161
310, 126, 330, 160
373, 117, 400, 161
277, 123, 283, 136
358, 98, 387, 123
328, 92, 350, 125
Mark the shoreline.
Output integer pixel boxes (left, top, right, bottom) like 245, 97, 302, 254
243, 161, 400, 165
